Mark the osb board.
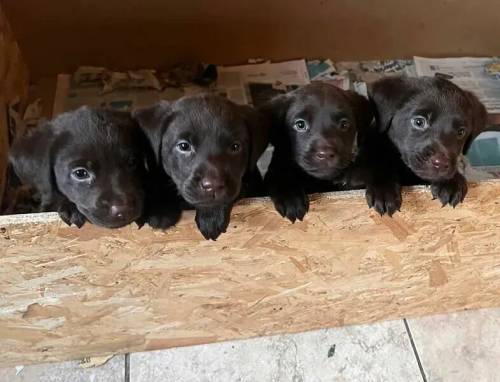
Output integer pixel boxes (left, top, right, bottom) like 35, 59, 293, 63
1, 182, 500, 367
0, 2, 29, 204
3, 0, 500, 79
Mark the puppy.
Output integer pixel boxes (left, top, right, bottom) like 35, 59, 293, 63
260, 82, 373, 222
363, 76, 487, 216
133, 94, 269, 240
10, 106, 180, 229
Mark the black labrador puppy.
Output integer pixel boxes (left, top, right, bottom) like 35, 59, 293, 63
133, 94, 269, 240
362, 76, 487, 216
260, 82, 373, 222
10, 106, 181, 229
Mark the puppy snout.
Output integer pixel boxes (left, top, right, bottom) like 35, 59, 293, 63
109, 204, 131, 219
315, 148, 336, 160
429, 153, 450, 170
200, 176, 225, 194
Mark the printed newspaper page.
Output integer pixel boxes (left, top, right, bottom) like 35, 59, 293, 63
414, 56, 500, 113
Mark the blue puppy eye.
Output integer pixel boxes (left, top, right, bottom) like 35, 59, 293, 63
71, 167, 91, 181
411, 116, 429, 130
293, 118, 309, 132
176, 140, 192, 153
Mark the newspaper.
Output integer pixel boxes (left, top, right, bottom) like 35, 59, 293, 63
414, 56, 500, 113
216, 60, 310, 106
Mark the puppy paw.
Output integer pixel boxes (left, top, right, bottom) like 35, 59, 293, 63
195, 206, 231, 241
365, 182, 402, 217
431, 174, 468, 207
271, 189, 309, 223
58, 202, 86, 228
137, 204, 182, 230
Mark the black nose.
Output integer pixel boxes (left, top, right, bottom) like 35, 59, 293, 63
315, 148, 336, 160
430, 153, 450, 170
200, 177, 225, 193
109, 204, 131, 219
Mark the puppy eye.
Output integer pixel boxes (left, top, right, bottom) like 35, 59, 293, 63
339, 118, 351, 131
410, 116, 429, 130
293, 119, 309, 132
230, 142, 242, 153
71, 167, 91, 181
457, 127, 467, 139
176, 140, 192, 153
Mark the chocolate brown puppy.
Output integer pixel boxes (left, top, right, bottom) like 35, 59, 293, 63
133, 94, 269, 240
364, 76, 487, 216
10, 106, 180, 229
260, 82, 373, 222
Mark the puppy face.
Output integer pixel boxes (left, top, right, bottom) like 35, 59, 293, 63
10, 107, 146, 228
134, 95, 269, 208
371, 77, 487, 181
261, 82, 373, 180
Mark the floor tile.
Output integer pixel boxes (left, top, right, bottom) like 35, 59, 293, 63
130, 320, 422, 382
408, 308, 500, 382
0, 354, 125, 382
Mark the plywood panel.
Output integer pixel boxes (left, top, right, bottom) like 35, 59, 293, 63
1, 182, 500, 366
3, 0, 500, 79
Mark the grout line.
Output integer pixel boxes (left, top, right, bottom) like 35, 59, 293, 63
125, 354, 130, 382
403, 319, 427, 382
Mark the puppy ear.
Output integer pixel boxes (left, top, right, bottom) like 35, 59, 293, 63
345, 91, 374, 138
239, 105, 270, 167
257, 94, 291, 143
462, 90, 487, 154
9, 123, 58, 209
369, 77, 418, 132
132, 101, 172, 162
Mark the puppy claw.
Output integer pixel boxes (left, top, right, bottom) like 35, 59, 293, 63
366, 182, 402, 217
271, 190, 309, 223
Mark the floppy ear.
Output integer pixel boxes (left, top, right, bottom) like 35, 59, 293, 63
257, 94, 292, 144
132, 101, 173, 162
9, 123, 59, 209
462, 90, 487, 154
369, 77, 418, 132
239, 105, 270, 168
345, 91, 374, 140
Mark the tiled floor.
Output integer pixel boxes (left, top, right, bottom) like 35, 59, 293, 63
1, 308, 499, 382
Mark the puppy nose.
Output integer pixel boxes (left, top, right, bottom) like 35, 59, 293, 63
315, 149, 336, 160
430, 153, 450, 170
200, 177, 224, 193
109, 204, 130, 219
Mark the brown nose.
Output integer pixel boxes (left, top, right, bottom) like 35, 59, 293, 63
315, 148, 336, 160
200, 177, 225, 193
430, 153, 450, 170
109, 204, 131, 219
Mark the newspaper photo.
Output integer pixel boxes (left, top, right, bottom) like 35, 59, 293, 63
414, 56, 500, 113
216, 60, 310, 106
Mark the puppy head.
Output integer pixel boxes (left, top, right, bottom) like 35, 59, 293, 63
134, 95, 269, 208
261, 82, 373, 180
10, 106, 146, 228
371, 76, 487, 181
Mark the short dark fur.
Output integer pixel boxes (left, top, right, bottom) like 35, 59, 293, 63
133, 94, 269, 240
363, 76, 487, 216
9, 106, 181, 229
260, 82, 374, 222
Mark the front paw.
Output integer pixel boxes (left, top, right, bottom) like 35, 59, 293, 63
195, 206, 231, 241
271, 189, 309, 223
365, 182, 402, 217
137, 204, 182, 230
431, 174, 467, 207
58, 202, 86, 228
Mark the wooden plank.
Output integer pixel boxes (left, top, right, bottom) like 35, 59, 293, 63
3, 0, 500, 79
1, 182, 500, 367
